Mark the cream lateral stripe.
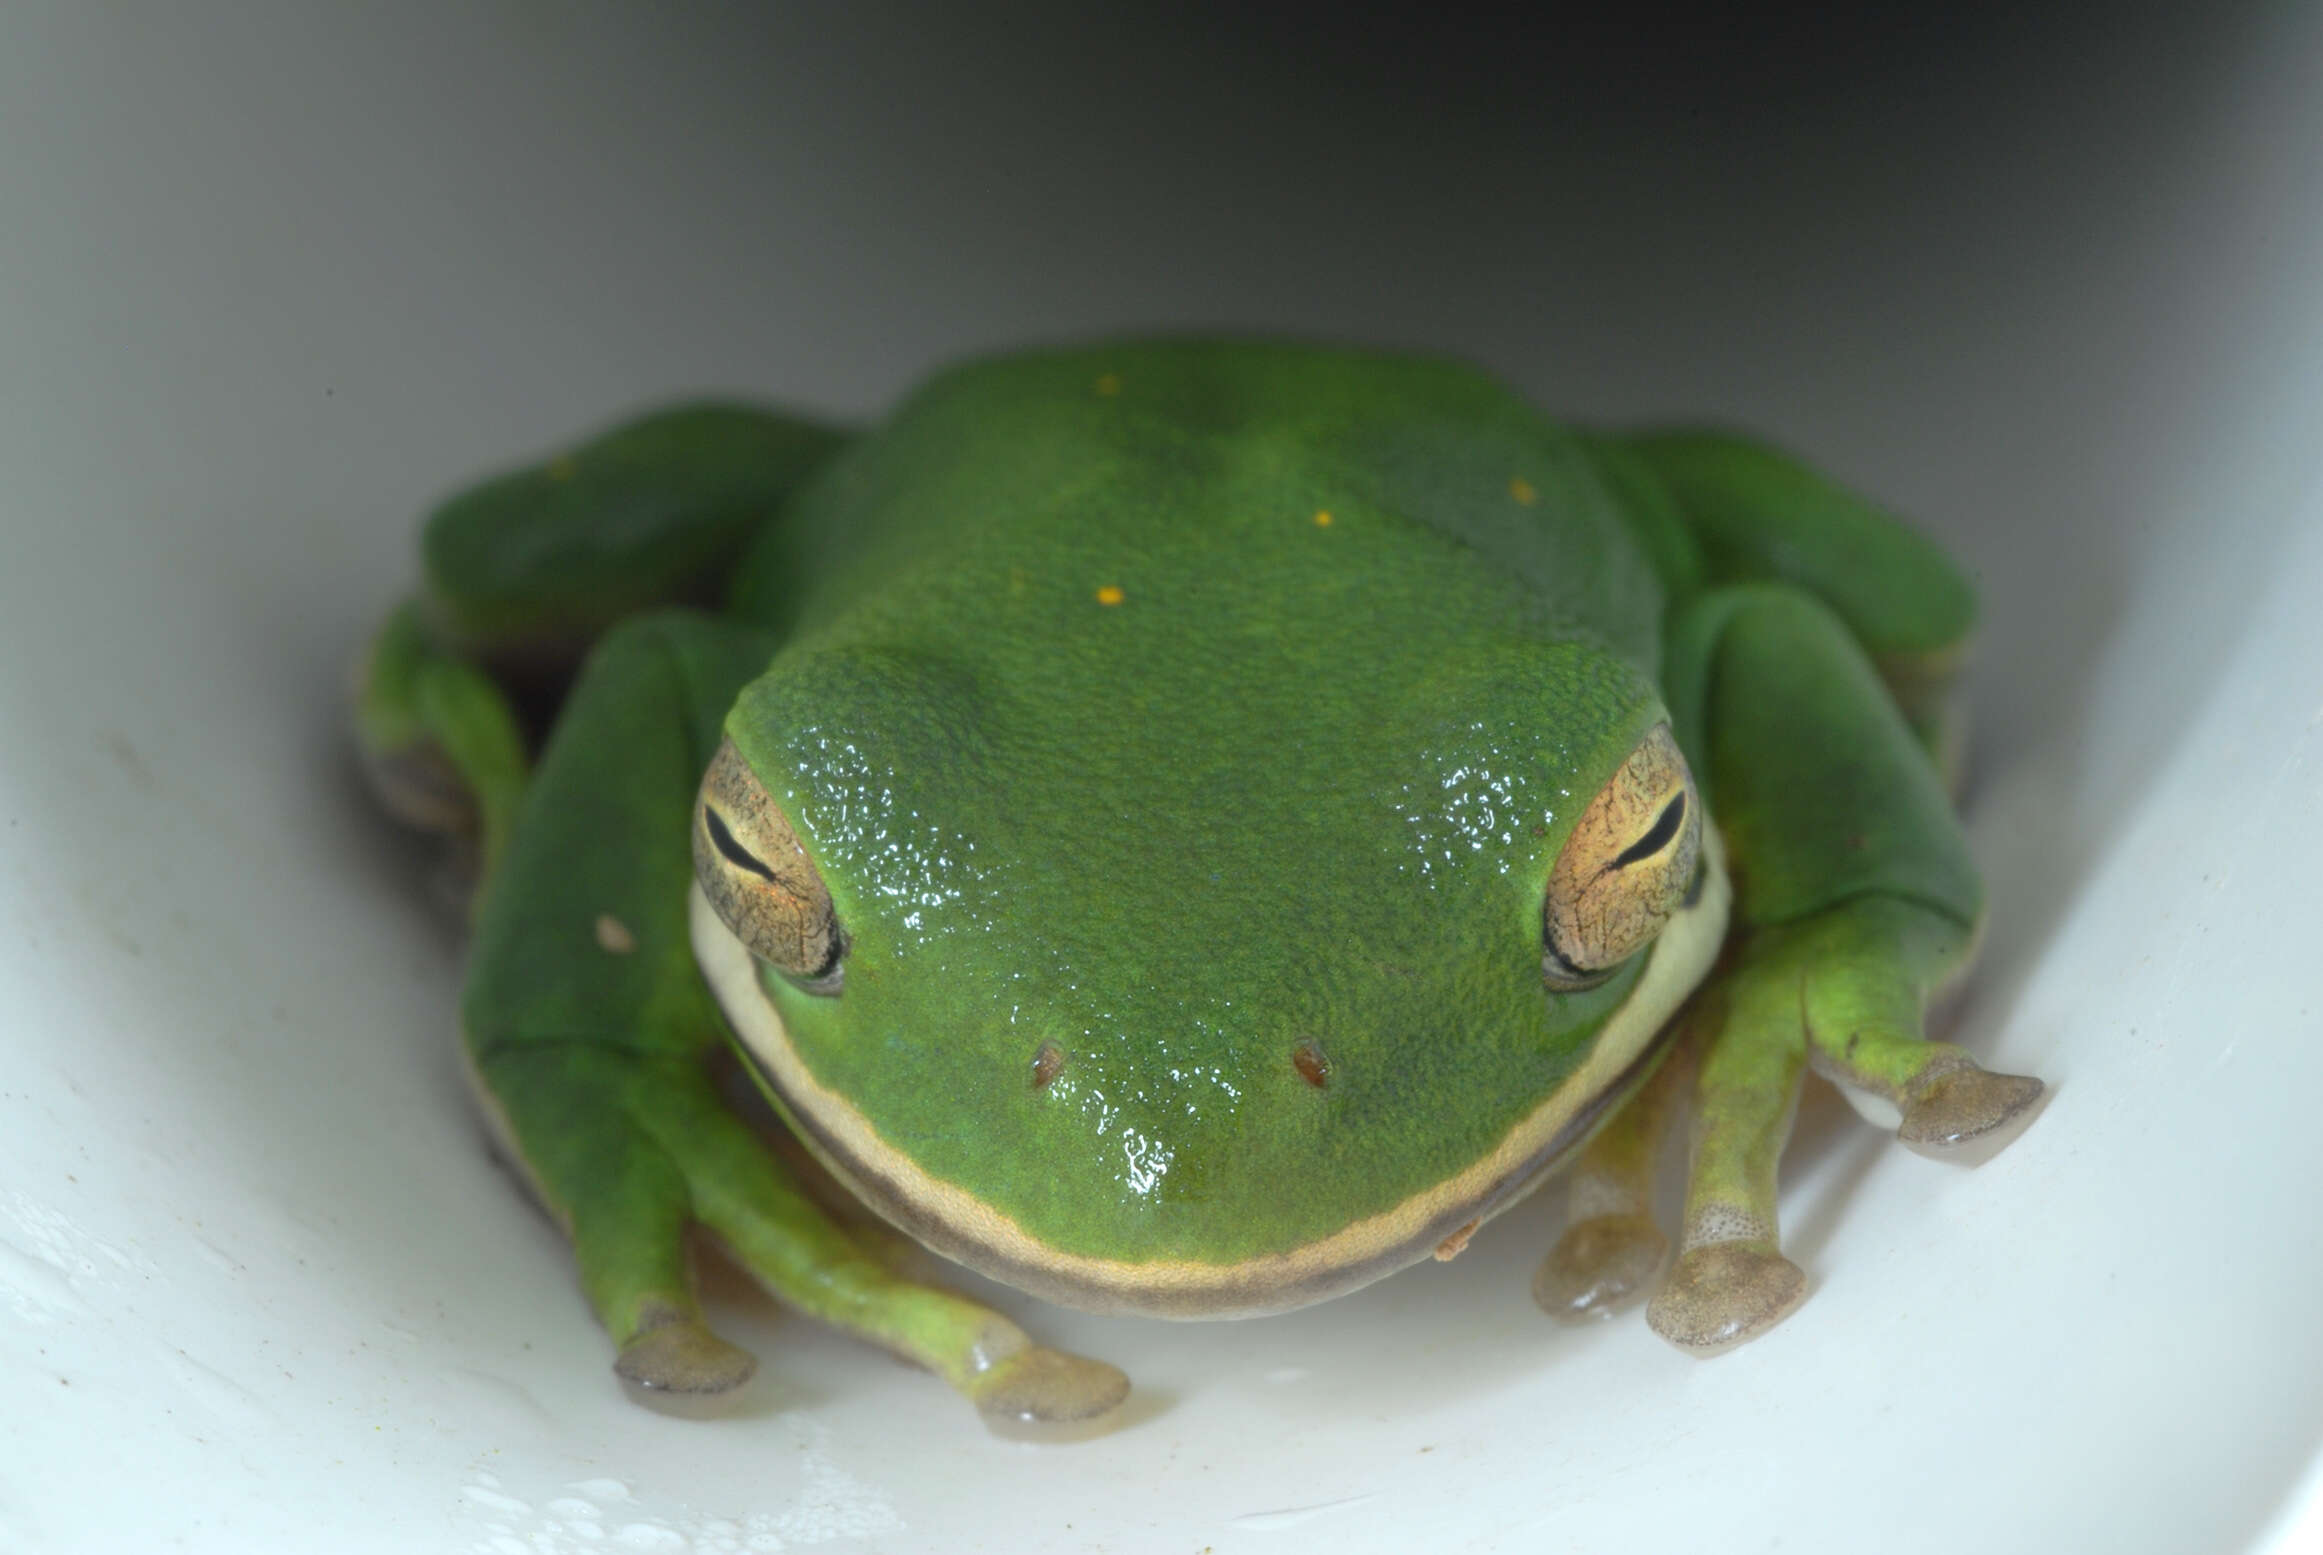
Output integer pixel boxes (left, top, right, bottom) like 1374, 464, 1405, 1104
457, 1038, 570, 1236
691, 834, 1731, 1316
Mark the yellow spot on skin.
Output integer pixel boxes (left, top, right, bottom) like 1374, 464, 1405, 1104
595, 914, 637, 954
1095, 585, 1126, 606
1509, 477, 1537, 505
1095, 373, 1121, 397
547, 457, 577, 482
1313, 509, 1333, 527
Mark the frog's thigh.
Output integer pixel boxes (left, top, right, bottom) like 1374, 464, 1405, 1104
1609, 430, 1978, 785
421, 402, 850, 648
357, 408, 847, 887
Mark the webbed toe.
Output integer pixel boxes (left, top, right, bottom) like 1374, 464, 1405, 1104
966, 1343, 1131, 1428
1646, 1242, 1807, 1355
1535, 1212, 1669, 1321
614, 1310, 759, 1394
1897, 1063, 2048, 1162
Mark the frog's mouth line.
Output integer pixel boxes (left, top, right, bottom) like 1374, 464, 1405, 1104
693, 833, 1730, 1320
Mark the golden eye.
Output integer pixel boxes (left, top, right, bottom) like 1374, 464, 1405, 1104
693, 739, 846, 995
1542, 723, 1702, 992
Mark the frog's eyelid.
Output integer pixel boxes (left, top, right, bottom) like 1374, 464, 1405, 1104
797, 928, 849, 992
1681, 856, 1708, 909
703, 806, 777, 881
1606, 791, 1687, 874
783, 935, 848, 998
1541, 940, 1617, 991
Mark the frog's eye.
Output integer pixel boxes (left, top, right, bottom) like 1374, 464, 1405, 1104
1542, 723, 1702, 993
693, 739, 847, 995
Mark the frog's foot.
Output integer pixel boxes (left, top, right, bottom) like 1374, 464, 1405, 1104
617, 1298, 1127, 1426
1549, 895, 2043, 1357
1537, 1036, 1687, 1321
1793, 902, 2047, 1168
1629, 952, 1815, 1353
689, 1119, 1129, 1428
737, 1128, 1124, 1422
481, 1044, 1131, 1428
1890, 1057, 2048, 1162
1535, 1213, 1668, 1319
358, 726, 476, 836
1649, 1237, 1808, 1355
614, 1303, 758, 1394
352, 599, 529, 894
960, 1334, 1132, 1427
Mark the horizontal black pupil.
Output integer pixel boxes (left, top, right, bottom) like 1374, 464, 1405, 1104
704, 807, 776, 881
1611, 792, 1686, 871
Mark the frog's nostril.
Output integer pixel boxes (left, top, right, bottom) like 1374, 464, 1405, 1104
1030, 1041, 1067, 1090
1292, 1038, 1331, 1090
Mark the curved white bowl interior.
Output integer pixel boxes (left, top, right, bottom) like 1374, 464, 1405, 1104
3, 7, 2321, 1552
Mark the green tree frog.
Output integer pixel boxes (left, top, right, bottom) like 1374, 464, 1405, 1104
356, 340, 2044, 1428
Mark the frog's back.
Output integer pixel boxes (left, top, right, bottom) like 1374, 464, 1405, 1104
731, 339, 1674, 666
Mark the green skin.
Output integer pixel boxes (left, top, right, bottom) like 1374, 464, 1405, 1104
357, 340, 2045, 1427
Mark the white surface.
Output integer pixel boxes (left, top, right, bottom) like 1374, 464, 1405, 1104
3, 5, 2321, 1552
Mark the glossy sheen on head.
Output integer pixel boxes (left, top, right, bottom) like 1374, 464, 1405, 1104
706, 341, 1698, 1295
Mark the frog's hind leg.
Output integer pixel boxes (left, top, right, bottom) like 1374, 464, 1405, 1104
464, 612, 1125, 1424
1639, 585, 2044, 1353
1597, 430, 1978, 791
354, 403, 849, 903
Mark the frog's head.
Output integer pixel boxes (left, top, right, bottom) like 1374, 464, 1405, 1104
690, 602, 1723, 1318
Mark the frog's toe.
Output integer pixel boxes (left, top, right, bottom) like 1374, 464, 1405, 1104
1534, 1212, 1669, 1321
1896, 1062, 2048, 1163
1646, 1242, 1808, 1355
351, 600, 529, 889
966, 1343, 1132, 1428
614, 1310, 759, 1395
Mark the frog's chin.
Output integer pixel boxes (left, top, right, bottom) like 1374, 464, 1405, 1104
692, 833, 1731, 1321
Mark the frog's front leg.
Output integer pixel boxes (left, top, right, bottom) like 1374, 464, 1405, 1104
1553, 584, 2045, 1351
1533, 1027, 1689, 1319
466, 612, 1127, 1423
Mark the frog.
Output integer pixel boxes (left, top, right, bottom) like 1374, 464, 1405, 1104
354, 338, 2046, 1429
